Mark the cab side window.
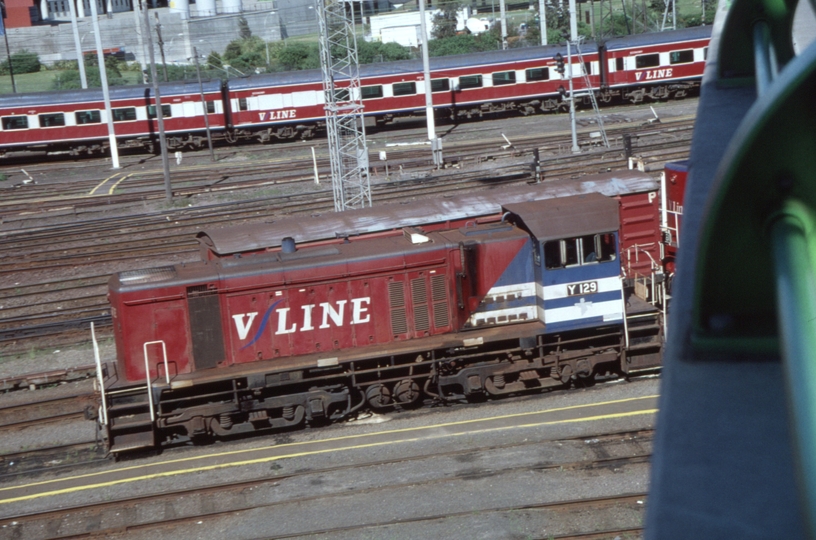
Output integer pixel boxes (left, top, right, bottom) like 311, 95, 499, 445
544, 233, 616, 269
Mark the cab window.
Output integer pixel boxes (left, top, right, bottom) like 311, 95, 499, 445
543, 233, 616, 269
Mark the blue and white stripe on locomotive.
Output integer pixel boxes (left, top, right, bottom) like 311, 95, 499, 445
540, 276, 624, 331
539, 262, 625, 333
464, 237, 625, 331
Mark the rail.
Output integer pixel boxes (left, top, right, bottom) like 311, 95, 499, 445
689, 0, 816, 533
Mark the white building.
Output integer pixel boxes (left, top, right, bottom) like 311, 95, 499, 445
368, 7, 475, 47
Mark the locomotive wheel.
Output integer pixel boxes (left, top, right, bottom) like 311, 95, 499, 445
393, 379, 421, 407
365, 384, 393, 409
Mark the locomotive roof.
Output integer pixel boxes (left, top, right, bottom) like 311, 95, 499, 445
226, 42, 597, 90
503, 192, 619, 242
198, 170, 658, 256
0, 79, 223, 108
603, 25, 712, 51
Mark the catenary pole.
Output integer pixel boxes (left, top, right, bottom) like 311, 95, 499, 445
68, 0, 87, 88
142, 0, 173, 199
193, 47, 215, 162
418, 0, 441, 167
88, 0, 120, 168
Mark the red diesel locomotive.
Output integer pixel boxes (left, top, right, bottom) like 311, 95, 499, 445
96, 170, 670, 453
0, 27, 709, 155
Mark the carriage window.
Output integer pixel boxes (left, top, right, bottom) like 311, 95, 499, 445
670, 49, 694, 64
361, 85, 383, 99
635, 53, 660, 69
458, 75, 483, 89
431, 78, 450, 92
2, 116, 28, 130
75, 110, 101, 124
334, 88, 349, 102
492, 70, 516, 85
112, 107, 137, 122
616, 57, 624, 71
393, 82, 416, 96
38, 113, 65, 127
526, 67, 550, 81
206, 101, 216, 114
238, 97, 248, 111
147, 104, 172, 119
583, 62, 591, 75
704, 47, 709, 60
544, 234, 616, 269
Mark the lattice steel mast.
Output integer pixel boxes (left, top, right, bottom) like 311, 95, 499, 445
316, 0, 372, 212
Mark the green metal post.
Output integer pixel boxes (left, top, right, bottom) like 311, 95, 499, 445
771, 201, 816, 533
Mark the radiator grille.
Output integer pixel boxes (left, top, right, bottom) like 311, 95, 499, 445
412, 278, 430, 332
389, 281, 405, 307
413, 305, 430, 331
431, 275, 449, 328
433, 301, 449, 328
389, 281, 407, 335
411, 278, 427, 305
431, 275, 447, 301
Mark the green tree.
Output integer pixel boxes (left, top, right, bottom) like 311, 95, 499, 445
238, 16, 252, 40
223, 40, 245, 63
357, 40, 412, 64
51, 66, 128, 90
431, 0, 461, 39
0, 50, 41, 75
208, 51, 223, 68
275, 42, 320, 70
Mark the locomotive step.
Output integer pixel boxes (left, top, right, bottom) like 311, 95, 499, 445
626, 323, 663, 333
627, 341, 663, 352
109, 431, 156, 453
107, 400, 151, 413
110, 412, 153, 429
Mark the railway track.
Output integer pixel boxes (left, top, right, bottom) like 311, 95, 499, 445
0, 428, 652, 539
0, 441, 106, 479
0, 392, 96, 432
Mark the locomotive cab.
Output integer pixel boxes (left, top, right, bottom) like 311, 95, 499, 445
503, 193, 625, 333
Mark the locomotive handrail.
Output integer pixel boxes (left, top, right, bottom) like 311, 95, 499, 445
688, 0, 816, 533
91, 322, 107, 427
143, 340, 170, 423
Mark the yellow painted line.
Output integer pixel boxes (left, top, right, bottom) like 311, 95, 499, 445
0, 395, 658, 505
107, 173, 133, 195
88, 173, 120, 196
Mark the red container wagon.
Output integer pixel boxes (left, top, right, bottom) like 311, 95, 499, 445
601, 25, 711, 103
661, 160, 688, 277
224, 43, 602, 142
0, 80, 227, 155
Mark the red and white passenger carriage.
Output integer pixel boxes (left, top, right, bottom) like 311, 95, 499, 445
0, 27, 710, 155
